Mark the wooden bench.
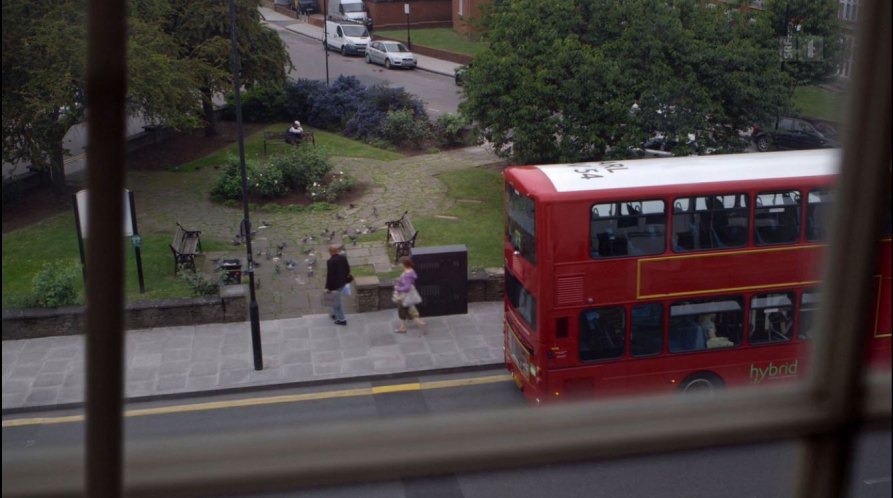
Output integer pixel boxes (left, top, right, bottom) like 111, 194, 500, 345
170, 222, 203, 274
263, 130, 316, 155
385, 211, 418, 263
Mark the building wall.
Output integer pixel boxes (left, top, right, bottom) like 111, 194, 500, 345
367, 0, 453, 31
452, 0, 486, 37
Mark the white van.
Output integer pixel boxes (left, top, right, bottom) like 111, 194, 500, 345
324, 20, 370, 56
327, 0, 369, 24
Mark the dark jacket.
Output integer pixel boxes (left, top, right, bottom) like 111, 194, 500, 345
325, 253, 350, 291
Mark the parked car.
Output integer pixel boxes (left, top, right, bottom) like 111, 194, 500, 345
631, 134, 716, 158
365, 41, 417, 69
323, 20, 370, 56
454, 63, 470, 86
752, 117, 839, 152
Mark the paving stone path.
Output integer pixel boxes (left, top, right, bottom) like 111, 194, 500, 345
129, 145, 503, 319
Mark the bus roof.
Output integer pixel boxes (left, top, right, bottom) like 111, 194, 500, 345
523, 149, 841, 194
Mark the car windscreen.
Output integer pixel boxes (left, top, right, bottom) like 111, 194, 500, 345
341, 25, 368, 37
384, 43, 410, 53
342, 2, 364, 12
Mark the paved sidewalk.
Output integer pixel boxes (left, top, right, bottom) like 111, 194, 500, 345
258, 7, 462, 77
1, 302, 504, 412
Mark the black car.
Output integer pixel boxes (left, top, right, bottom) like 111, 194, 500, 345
752, 117, 838, 152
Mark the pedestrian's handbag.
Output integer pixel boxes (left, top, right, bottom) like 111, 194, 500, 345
392, 290, 407, 305
346, 273, 354, 283
322, 290, 337, 306
342, 283, 352, 296
403, 285, 423, 307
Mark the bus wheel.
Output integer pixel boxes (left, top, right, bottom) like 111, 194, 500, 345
680, 372, 724, 394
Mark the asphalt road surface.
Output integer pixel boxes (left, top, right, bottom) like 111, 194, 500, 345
3, 369, 890, 498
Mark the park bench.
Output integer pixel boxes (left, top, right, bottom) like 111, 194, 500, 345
262, 130, 316, 155
385, 211, 418, 263
170, 222, 203, 274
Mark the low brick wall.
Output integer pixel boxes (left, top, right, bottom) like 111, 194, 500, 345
1, 285, 249, 340
354, 268, 503, 312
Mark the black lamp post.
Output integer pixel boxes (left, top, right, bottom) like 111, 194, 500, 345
324, 0, 330, 86
228, 0, 263, 371
404, 2, 411, 50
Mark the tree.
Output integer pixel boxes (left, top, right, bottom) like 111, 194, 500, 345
756, 0, 844, 87
2, 0, 205, 193
163, 0, 292, 136
460, 0, 793, 164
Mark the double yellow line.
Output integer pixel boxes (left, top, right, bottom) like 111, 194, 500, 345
2, 374, 512, 428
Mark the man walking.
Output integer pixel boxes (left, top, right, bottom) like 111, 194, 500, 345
325, 244, 351, 325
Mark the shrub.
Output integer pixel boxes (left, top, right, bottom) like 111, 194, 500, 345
381, 109, 432, 149
309, 76, 366, 131
269, 147, 331, 190
433, 113, 474, 148
29, 260, 81, 308
343, 84, 428, 142
284, 79, 327, 123
212, 156, 287, 201
223, 85, 287, 122
179, 270, 220, 297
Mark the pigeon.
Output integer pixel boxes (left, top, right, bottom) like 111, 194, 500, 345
232, 237, 242, 245
372, 206, 378, 217
349, 203, 357, 209
255, 278, 261, 289
307, 268, 315, 277
275, 264, 281, 274
336, 212, 345, 220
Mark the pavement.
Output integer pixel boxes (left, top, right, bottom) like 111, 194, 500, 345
2, 8, 504, 415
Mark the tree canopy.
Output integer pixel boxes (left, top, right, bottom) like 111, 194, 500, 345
756, 0, 844, 86
460, 0, 794, 164
1, 0, 291, 192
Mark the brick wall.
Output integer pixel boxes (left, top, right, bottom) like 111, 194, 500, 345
1, 285, 249, 340
367, 0, 452, 30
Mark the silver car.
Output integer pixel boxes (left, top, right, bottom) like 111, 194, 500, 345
365, 41, 417, 69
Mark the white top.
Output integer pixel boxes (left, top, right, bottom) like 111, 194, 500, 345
533, 150, 841, 193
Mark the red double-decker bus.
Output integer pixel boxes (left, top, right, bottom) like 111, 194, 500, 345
503, 149, 891, 404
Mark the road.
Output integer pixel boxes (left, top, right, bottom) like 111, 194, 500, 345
266, 20, 463, 117
3, 369, 890, 498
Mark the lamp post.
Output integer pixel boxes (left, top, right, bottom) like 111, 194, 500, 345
324, 0, 330, 86
404, 2, 411, 50
228, 0, 264, 371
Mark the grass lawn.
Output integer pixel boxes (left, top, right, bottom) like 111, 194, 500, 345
177, 123, 403, 172
413, 167, 503, 271
373, 28, 488, 57
793, 85, 845, 122
1, 213, 229, 308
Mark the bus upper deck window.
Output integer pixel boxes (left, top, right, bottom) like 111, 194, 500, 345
755, 190, 802, 245
672, 194, 748, 252
590, 199, 665, 259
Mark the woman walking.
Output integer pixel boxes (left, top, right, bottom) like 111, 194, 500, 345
394, 256, 426, 333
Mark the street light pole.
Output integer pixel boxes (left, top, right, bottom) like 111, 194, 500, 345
324, 0, 330, 86
228, 0, 263, 371
404, 2, 411, 50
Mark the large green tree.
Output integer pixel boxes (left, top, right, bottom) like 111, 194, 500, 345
460, 0, 793, 164
756, 0, 844, 87
163, 0, 292, 136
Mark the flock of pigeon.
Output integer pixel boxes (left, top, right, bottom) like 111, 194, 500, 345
221, 206, 388, 286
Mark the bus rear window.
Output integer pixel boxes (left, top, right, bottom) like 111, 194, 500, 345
806, 189, 832, 241
506, 185, 536, 264
506, 268, 536, 330
590, 200, 666, 258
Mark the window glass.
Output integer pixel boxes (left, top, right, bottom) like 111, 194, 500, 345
590, 199, 665, 258
806, 189, 832, 241
799, 290, 820, 340
755, 190, 801, 245
505, 268, 536, 330
579, 307, 625, 361
669, 297, 742, 352
506, 185, 536, 264
631, 303, 663, 356
749, 292, 795, 345
672, 194, 748, 252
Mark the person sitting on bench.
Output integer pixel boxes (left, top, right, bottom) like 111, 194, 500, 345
287, 120, 304, 144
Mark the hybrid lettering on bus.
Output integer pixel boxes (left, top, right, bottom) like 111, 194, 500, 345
503, 149, 891, 403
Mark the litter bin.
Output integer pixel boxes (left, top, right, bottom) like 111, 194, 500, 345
220, 259, 242, 284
